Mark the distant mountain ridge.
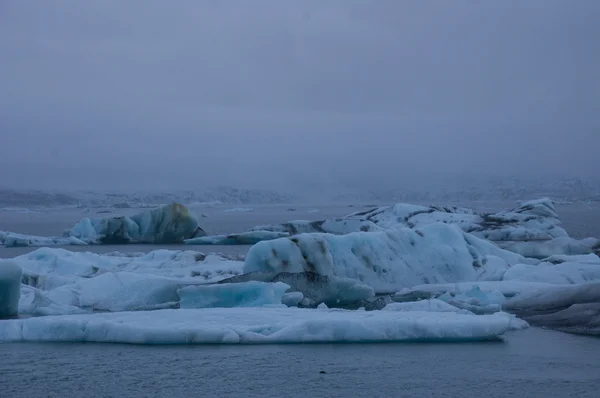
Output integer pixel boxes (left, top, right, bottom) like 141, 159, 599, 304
1, 176, 600, 208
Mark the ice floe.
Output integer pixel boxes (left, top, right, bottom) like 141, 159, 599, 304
0, 306, 515, 344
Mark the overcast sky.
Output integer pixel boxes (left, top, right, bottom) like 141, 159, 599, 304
0, 0, 599, 191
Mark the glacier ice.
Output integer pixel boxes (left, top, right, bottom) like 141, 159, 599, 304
67, 203, 206, 244
244, 223, 528, 293
0, 261, 21, 318
178, 281, 291, 309
0, 307, 514, 344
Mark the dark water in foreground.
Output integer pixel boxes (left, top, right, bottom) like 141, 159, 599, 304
2, 201, 600, 397
1, 328, 599, 398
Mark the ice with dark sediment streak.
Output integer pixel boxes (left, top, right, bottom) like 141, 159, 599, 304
243, 223, 529, 293
0, 261, 22, 318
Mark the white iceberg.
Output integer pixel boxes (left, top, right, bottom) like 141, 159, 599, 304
178, 281, 291, 309
0, 261, 21, 318
244, 223, 528, 293
0, 307, 514, 344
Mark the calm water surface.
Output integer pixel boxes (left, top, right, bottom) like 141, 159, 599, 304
1, 201, 600, 397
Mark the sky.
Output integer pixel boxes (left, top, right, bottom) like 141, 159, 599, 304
0, 0, 599, 192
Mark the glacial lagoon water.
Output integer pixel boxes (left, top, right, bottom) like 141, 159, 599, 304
1, 201, 600, 397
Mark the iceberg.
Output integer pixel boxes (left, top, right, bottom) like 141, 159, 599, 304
184, 231, 289, 245
0, 306, 514, 344
239, 198, 598, 257
0, 261, 21, 318
223, 207, 255, 213
178, 281, 291, 309
244, 223, 528, 293
66, 203, 206, 244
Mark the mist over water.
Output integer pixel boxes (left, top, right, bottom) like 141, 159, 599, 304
1, 1, 599, 192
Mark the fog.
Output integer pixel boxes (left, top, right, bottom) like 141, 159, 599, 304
0, 0, 599, 192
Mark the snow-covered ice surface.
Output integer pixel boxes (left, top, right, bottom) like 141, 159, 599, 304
0, 306, 515, 344
0, 261, 21, 318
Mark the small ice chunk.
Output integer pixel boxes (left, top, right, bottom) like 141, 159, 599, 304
223, 207, 255, 213
282, 292, 304, 307
317, 303, 329, 310
185, 231, 289, 245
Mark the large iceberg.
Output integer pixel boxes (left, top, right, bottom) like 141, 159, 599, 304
245, 198, 598, 258
244, 223, 529, 293
0, 306, 515, 344
67, 203, 206, 244
0, 261, 21, 318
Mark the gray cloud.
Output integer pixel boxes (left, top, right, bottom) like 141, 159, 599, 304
0, 0, 598, 191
